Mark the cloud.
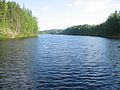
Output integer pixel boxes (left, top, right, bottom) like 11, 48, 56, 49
67, 4, 73, 7
67, 0, 85, 8
74, 0, 85, 7
85, 1, 106, 12
43, 6, 49, 11
85, 0, 120, 17
116, 3, 120, 8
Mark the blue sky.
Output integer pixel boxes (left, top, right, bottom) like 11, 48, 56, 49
7, 0, 120, 30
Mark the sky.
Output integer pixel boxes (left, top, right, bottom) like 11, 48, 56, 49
7, 0, 120, 31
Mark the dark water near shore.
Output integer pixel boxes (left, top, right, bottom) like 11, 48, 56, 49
0, 35, 120, 90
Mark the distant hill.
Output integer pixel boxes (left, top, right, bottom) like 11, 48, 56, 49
39, 29, 64, 34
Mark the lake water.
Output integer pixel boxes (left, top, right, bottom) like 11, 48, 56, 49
0, 35, 120, 90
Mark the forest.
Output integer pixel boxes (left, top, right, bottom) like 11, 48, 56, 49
61, 11, 120, 38
0, 0, 38, 39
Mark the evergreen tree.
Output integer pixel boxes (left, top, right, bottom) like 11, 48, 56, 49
0, 0, 38, 39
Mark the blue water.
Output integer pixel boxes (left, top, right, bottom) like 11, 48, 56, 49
0, 35, 120, 90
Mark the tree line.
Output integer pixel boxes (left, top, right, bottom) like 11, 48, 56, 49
0, 0, 38, 39
61, 11, 120, 38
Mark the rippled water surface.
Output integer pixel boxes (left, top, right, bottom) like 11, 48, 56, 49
0, 35, 120, 90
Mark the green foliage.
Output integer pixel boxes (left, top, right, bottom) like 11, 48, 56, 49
105, 11, 120, 36
62, 11, 120, 38
0, 0, 38, 39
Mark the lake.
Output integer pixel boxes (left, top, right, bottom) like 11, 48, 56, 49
0, 35, 120, 90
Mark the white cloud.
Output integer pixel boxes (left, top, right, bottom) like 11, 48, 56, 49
67, 0, 85, 8
43, 6, 49, 11
67, 4, 73, 7
85, 1, 107, 12
74, 0, 85, 7
116, 3, 120, 8
81, 0, 117, 16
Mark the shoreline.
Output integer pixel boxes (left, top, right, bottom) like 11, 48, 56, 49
59, 34, 120, 39
0, 35, 38, 41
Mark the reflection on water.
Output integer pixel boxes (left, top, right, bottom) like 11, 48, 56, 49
0, 35, 120, 90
